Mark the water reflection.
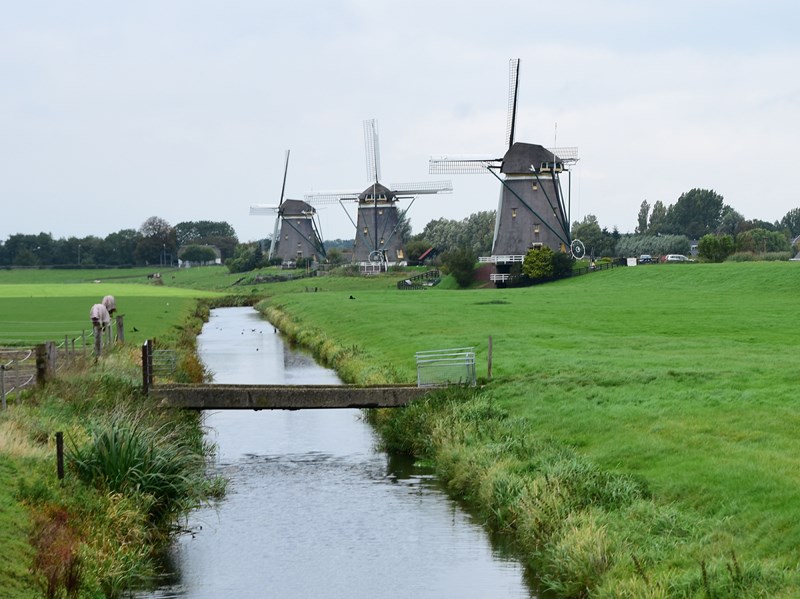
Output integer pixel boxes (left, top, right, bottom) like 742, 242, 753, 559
139, 307, 532, 599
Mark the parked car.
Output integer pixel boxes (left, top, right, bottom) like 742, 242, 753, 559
665, 254, 692, 262
638, 254, 652, 264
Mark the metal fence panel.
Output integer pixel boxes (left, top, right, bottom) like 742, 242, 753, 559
151, 349, 178, 376
416, 347, 476, 387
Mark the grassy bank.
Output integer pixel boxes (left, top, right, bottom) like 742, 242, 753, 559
255, 261, 800, 597
0, 270, 229, 597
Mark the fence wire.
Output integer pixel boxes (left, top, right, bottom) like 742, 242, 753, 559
0, 348, 36, 409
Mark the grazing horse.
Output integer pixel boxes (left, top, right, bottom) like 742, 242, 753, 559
90, 303, 110, 330
102, 295, 117, 315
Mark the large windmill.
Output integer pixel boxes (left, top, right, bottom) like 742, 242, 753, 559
304, 119, 452, 266
430, 59, 582, 277
250, 150, 326, 265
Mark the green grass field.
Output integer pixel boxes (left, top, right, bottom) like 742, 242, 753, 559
0, 274, 225, 346
3, 261, 800, 595
252, 262, 800, 581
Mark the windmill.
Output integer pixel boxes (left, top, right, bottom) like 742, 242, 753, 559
250, 150, 326, 265
430, 59, 583, 277
304, 119, 452, 266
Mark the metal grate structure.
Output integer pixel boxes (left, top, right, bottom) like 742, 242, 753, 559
416, 347, 476, 388
151, 349, 178, 376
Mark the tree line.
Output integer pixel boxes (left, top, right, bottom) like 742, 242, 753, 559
572, 189, 799, 261
0, 218, 238, 268
3, 189, 797, 269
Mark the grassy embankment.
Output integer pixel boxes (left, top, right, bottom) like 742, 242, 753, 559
250, 261, 800, 597
0, 270, 228, 597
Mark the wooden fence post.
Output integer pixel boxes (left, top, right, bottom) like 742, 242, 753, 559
142, 340, 153, 394
487, 335, 493, 381
116, 315, 125, 344
56, 432, 64, 480
1, 366, 6, 411
36, 342, 56, 385
93, 325, 102, 358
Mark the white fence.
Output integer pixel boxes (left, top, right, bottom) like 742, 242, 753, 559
415, 347, 476, 388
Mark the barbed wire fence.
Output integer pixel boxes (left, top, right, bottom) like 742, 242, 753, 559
0, 316, 126, 409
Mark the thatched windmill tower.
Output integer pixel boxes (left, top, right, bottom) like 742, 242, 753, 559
250, 150, 326, 264
430, 59, 583, 279
305, 119, 452, 267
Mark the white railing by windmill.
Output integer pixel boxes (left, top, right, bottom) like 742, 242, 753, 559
415, 347, 476, 388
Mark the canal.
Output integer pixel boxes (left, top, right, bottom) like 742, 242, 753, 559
142, 306, 533, 598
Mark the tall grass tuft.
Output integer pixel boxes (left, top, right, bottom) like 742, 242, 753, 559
539, 509, 611, 598
67, 419, 205, 526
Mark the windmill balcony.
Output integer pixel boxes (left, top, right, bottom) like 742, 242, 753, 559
479, 255, 525, 265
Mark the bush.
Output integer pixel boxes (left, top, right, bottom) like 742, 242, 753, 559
552, 251, 574, 279
522, 246, 555, 281
441, 248, 477, 288
698, 234, 734, 263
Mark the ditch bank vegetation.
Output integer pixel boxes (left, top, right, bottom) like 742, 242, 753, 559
0, 300, 235, 599
258, 284, 798, 598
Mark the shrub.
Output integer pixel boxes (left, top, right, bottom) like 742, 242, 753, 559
698, 234, 734, 262
440, 247, 477, 288
522, 246, 555, 281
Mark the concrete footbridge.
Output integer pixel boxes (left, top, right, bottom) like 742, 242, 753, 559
150, 383, 430, 410
142, 340, 477, 411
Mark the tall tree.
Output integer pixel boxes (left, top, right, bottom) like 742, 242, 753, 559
104, 229, 141, 265
664, 188, 725, 239
419, 211, 495, 256
648, 201, 668, 234
635, 200, 650, 234
717, 206, 745, 236
174, 220, 238, 246
135, 217, 177, 266
780, 208, 800, 238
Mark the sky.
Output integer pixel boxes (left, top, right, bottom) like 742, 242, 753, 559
1, 0, 798, 243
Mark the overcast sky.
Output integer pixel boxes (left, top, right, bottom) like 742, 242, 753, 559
1, 1, 798, 243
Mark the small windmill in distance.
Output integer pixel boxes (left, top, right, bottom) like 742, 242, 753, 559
430, 59, 583, 283
250, 150, 326, 266
304, 119, 452, 270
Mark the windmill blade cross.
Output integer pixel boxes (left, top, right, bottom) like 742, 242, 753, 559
390, 180, 453, 195
505, 58, 520, 151
303, 191, 361, 205
429, 156, 502, 175
278, 149, 290, 207
363, 119, 382, 183
547, 146, 580, 165
249, 205, 281, 215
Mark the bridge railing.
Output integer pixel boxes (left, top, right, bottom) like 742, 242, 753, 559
416, 347, 476, 388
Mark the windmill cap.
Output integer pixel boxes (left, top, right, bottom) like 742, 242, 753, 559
502, 142, 561, 175
358, 182, 396, 202
280, 199, 316, 215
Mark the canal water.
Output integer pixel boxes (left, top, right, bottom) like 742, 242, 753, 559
142, 306, 533, 598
